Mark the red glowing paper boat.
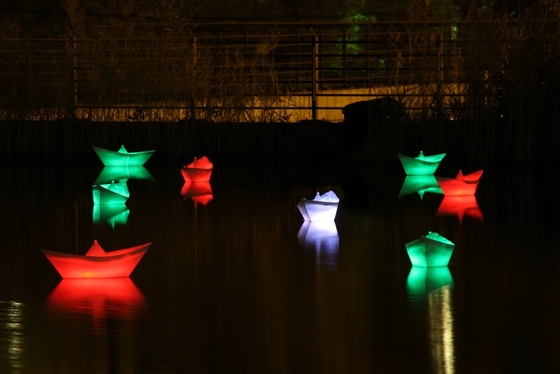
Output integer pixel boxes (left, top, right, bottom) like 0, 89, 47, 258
40, 240, 151, 279
436, 169, 483, 196
181, 156, 213, 183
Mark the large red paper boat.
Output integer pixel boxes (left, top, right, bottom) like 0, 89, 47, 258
40, 240, 151, 279
181, 156, 213, 183
436, 169, 483, 196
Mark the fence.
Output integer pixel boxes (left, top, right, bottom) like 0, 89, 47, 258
0, 20, 536, 122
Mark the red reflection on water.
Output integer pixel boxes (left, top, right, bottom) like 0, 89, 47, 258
48, 278, 145, 322
436, 169, 483, 196
40, 241, 150, 279
437, 195, 483, 222
181, 156, 213, 183
181, 181, 213, 206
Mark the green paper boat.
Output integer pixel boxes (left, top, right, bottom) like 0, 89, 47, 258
398, 151, 446, 175
405, 231, 455, 267
92, 145, 155, 167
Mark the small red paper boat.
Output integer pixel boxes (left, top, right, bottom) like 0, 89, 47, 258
436, 169, 483, 196
181, 156, 213, 183
436, 195, 483, 222
40, 240, 151, 279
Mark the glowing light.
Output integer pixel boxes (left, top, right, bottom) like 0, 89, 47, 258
398, 151, 446, 175
398, 175, 443, 199
0, 301, 25, 372
181, 181, 213, 206
92, 203, 130, 228
47, 278, 145, 322
297, 221, 339, 270
436, 195, 483, 222
181, 156, 213, 183
92, 145, 155, 166
40, 240, 151, 278
297, 190, 339, 221
405, 232, 455, 267
94, 165, 155, 184
92, 181, 130, 205
436, 169, 483, 196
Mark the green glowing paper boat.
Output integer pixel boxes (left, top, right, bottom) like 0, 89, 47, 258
94, 166, 155, 185
405, 231, 455, 267
397, 151, 446, 175
92, 145, 155, 167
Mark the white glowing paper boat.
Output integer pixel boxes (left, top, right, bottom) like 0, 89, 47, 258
181, 156, 213, 183
40, 240, 151, 279
398, 151, 446, 175
92, 145, 155, 167
436, 169, 483, 196
405, 231, 455, 267
297, 190, 339, 221
92, 181, 130, 205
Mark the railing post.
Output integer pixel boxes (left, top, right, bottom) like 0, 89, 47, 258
312, 36, 318, 121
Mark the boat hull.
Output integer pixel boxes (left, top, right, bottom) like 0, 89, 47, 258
398, 153, 445, 175
181, 167, 213, 183
92, 146, 155, 167
436, 170, 483, 195
40, 243, 151, 278
297, 200, 339, 221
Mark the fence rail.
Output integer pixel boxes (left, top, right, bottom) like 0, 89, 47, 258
0, 20, 548, 122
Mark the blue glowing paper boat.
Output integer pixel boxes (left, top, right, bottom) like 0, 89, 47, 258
297, 190, 339, 221
92, 145, 155, 167
92, 181, 130, 205
398, 151, 446, 175
405, 231, 455, 267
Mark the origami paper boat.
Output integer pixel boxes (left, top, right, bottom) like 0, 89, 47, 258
436, 195, 483, 222
181, 181, 213, 206
297, 190, 339, 221
94, 166, 155, 184
40, 240, 151, 279
398, 151, 446, 175
398, 175, 443, 199
436, 169, 483, 196
92, 181, 130, 205
92, 145, 155, 167
405, 231, 455, 267
181, 156, 213, 183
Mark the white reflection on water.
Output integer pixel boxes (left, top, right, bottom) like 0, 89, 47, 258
297, 221, 339, 270
0, 300, 25, 374
407, 267, 455, 374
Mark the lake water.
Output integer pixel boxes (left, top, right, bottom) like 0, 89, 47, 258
0, 160, 559, 374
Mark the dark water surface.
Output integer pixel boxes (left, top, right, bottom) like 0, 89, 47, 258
1, 161, 559, 374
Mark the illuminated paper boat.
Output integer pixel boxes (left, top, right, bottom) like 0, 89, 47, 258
405, 231, 455, 267
398, 151, 446, 175
92, 181, 130, 205
436, 195, 483, 222
398, 175, 443, 199
436, 169, 483, 196
92, 145, 155, 167
181, 156, 213, 183
297, 190, 339, 221
40, 240, 151, 279
94, 166, 155, 184
48, 278, 145, 321
181, 181, 213, 206
92, 203, 130, 228
406, 266, 454, 296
